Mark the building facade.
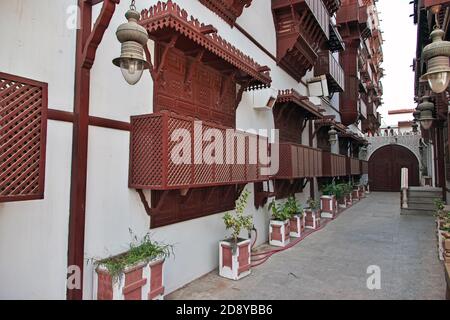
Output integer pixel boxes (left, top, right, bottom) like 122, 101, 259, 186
0, 0, 382, 299
413, 0, 450, 198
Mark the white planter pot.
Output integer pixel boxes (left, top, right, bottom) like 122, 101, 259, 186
305, 209, 320, 230
321, 195, 337, 219
93, 257, 165, 300
219, 239, 251, 281
270, 220, 290, 247
290, 214, 305, 238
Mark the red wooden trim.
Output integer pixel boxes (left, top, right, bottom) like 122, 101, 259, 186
48, 108, 131, 131
48, 109, 75, 123
388, 109, 415, 115
67, 0, 119, 301
89, 116, 131, 131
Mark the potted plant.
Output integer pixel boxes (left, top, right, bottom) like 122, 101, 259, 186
305, 198, 321, 230
321, 183, 340, 219
334, 183, 350, 209
352, 184, 361, 202
268, 200, 291, 247
220, 189, 253, 280
359, 184, 366, 199
340, 183, 353, 208
93, 232, 172, 300
285, 196, 304, 238
435, 199, 450, 261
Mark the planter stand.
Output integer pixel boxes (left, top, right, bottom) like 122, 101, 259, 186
359, 186, 366, 199
338, 197, 347, 209
219, 239, 251, 281
320, 195, 337, 219
346, 194, 353, 207
305, 209, 320, 230
438, 230, 450, 262
270, 220, 290, 247
94, 258, 165, 300
352, 189, 360, 202
290, 214, 305, 238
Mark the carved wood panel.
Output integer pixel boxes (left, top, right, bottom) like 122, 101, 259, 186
154, 46, 236, 128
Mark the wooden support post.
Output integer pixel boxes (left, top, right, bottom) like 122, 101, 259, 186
67, 0, 119, 300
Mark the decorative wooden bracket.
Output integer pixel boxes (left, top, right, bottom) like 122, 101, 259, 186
136, 189, 169, 219
82, 0, 120, 70
144, 34, 179, 82
300, 118, 309, 134
236, 80, 250, 110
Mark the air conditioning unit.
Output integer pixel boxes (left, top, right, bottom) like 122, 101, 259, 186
307, 75, 329, 97
252, 87, 278, 111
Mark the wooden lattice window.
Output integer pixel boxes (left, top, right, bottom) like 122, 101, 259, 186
0, 72, 48, 202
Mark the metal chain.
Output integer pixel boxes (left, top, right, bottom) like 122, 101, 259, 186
130, 0, 136, 10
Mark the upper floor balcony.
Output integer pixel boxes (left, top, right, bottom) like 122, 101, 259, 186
347, 157, 362, 176
336, 0, 371, 39
314, 51, 345, 93
322, 151, 347, 177
277, 143, 323, 179
272, 0, 330, 81
129, 112, 270, 191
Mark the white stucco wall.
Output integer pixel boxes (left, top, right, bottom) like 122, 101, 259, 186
0, 0, 76, 299
1, 0, 340, 299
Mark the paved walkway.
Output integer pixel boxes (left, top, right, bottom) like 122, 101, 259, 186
167, 193, 446, 300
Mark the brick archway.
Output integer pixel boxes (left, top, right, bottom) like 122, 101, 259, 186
369, 145, 420, 192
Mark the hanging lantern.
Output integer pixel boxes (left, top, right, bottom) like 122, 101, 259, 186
113, 2, 150, 85
328, 126, 338, 145
421, 28, 450, 94
417, 96, 436, 130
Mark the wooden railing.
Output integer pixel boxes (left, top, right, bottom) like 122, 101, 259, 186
347, 158, 361, 176
361, 160, 369, 175
322, 152, 347, 177
277, 143, 323, 179
305, 0, 330, 37
315, 51, 345, 92
129, 112, 270, 190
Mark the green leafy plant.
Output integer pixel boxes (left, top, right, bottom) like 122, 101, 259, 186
223, 189, 253, 244
434, 198, 445, 212
307, 198, 320, 211
284, 196, 303, 217
268, 200, 292, 221
322, 182, 344, 199
95, 230, 173, 281
340, 183, 353, 196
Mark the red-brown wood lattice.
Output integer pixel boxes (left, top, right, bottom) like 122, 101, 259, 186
0, 72, 48, 202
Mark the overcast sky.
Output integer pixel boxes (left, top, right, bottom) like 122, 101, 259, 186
377, 0, 417, 126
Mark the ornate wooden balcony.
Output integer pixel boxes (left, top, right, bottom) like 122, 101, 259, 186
328, 22, 345, 52
272, 0, 330, 81
140, 0, 271, 91
314, 51, 345, 93
322, 151, 346, 177
336, 1, 370, 39
129, 111, 269, 190
361, 160, 369, 175
277, 143, 323, 179
199, 0, 253, 25
346, 157, 361, 176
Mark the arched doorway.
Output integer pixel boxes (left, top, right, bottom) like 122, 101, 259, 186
369, 145, 420, 192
